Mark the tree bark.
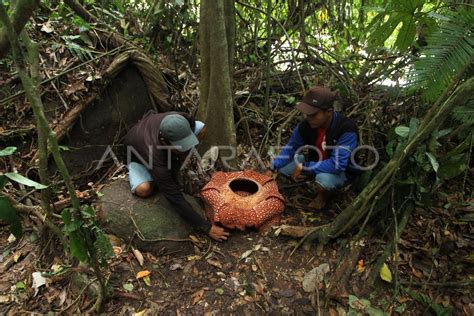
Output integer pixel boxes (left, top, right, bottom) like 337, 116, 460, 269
198, 0, 236, 155
0, 0, 39, 58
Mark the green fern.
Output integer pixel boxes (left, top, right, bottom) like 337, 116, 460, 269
61, 35, 95, 61
408, 9, 474, 102
452, 100, 474, 125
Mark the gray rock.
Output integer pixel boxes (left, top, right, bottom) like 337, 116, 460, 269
97, 179, 205, 253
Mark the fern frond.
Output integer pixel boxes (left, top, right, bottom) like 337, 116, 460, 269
407, 9, 474, 102
61, 35, 95, 61
452, 100, 474, 125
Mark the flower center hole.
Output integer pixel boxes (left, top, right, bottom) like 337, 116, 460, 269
229, 179, 259, 197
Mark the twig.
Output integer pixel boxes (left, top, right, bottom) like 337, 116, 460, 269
236, 1, 305, 92
0, 46, 123, 105
59, 278, 98, 313
399, 280, 474, 288
39, 55, 69, 110
253, 254, 267, 281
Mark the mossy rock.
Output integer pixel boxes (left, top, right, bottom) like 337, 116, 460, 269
97, 179, 205, 253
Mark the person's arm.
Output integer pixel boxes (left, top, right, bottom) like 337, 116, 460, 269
152, 162, 211, 232
303, 132, 358, 175
271, 125, 305, 171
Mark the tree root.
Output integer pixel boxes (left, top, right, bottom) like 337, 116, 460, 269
1, 191, 67, 246
327, 242, 363, 300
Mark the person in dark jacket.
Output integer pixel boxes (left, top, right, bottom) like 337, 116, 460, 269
265, 86, 359, 209
123, 111, 229, 241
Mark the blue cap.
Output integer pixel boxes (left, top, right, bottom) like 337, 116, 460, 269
160, 114, 199, 152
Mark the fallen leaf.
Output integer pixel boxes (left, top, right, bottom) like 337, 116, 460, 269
136, 270, 151, 279
0, 295, 11, 303
134, 310, 146, 316
58, 289, 67, 306
274, 226, 282, 236
113, 246, 123, 255
191, 288, 204, 305
51, 264, 63, 274
13, 251, 21, 263
207, 258, 222, 269
189, 235, 201, 244
65, 81, 86, 96
41, 22, 54, 33
187, 255, 201, 261
32, 272, 47, 296
412, 268, 423, 279
7, 234, 16, 243
16, 281, 25, 290
142, 275, 151, 286
302, 263, 330, 292
328, 308, 338, 316
241, 250, 253, 260
252, 280, 265, 295
170, 263, 184, 271
357, 259, 365, 273
380, 263, 392, 283
132, 249, 144, 266
123, 283, 134, 292
398, 296, 410, 304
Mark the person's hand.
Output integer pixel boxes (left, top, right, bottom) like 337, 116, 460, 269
263, 169, 274, 177
208, 224, 230, 242
291, 163, 305, 182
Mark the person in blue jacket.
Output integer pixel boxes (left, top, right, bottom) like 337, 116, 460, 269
266, 86, 359, 209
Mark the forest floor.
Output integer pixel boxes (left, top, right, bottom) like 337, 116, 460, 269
1, 176, 472, 315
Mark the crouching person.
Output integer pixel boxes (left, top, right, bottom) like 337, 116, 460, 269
123, 111, 229, 241
266, 87, 359, 209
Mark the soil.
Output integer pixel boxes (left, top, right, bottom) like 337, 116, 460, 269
2, 178, 472, 315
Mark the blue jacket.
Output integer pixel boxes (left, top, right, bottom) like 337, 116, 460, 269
272, 112, 358, 175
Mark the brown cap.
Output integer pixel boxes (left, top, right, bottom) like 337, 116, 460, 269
296, 86, 336, 115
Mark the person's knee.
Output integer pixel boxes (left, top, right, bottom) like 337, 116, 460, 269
315, 172, 345, 191
135, 181, 153, 197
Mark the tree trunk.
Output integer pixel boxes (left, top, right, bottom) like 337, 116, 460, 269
198, 0, 236, 155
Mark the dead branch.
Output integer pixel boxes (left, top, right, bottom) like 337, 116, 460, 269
277, 224, 314, 238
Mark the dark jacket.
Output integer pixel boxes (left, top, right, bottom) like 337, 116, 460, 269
123, 111, 211, 232
273, 112, 359, 174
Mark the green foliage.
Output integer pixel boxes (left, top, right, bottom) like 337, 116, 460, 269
61, 35, 95, 61
82, 205, 114, 264
408, 9, 474, 101
93, 227, 115, 264
0, 196, 22, 239
0, 175, 7, 190
367, 0, 426, 52
61, 206, 113, 265
438, 134, 472, 180
405, 288, 453, 316
4, 172, 48, 189
0, 146, 16, 156
452, 100, 474, 125
61, 208, 88, 262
